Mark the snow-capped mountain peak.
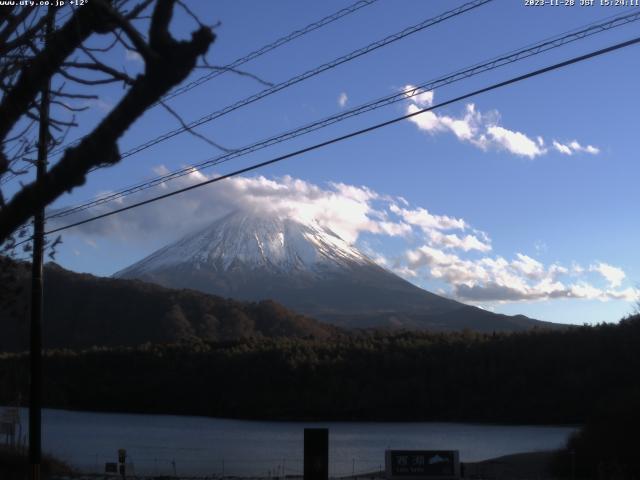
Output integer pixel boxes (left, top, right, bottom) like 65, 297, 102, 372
115, 210, 371, 277
114, 208, 547, 332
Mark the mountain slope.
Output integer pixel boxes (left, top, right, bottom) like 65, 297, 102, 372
0, 259, 337, 352
116, 210, 558, 332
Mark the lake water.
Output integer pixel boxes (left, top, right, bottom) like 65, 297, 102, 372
10, 408, 577, 476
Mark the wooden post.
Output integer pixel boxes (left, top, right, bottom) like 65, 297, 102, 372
304, 428, 328, 480
29, 9, 53, 480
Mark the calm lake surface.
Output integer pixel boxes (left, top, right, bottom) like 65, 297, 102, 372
13, 408, 577, 476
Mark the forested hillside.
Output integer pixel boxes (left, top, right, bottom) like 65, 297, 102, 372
0, 260, 337, 352
1, 315, 638, 424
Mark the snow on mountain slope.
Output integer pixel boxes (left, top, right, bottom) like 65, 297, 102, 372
115, 209, 552, 332
114, 208, 460, 315
116, 210, 371, 278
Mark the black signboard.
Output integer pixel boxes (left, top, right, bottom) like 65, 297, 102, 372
304, 428, 328, 480
385, 450, 459, 479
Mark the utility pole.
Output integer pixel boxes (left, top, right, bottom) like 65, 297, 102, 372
29, 9, 53, 480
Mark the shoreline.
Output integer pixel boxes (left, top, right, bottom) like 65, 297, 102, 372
341, 451, 558, 480
33, 451, 559, 480
4, 404, 582, 429
6, 451, 559, 480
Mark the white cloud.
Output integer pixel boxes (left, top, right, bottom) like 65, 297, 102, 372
428, 230, 491, 253
403, 244, 636, 303
590, 262, 625, 288
374, 221, 413, 237
406, 104, 443, 132
393, 265, 419, 279
403, 85, 434, 107
552, 141, 573, 155
585, 145, 600, 154
125, 49, 144, 64
549, 264, 569, 276
52, 170, 633, 307
390, 204, 467, 231
569, 140, 600, 155
81, 98, 113, 113
569, 282, 604, 300
50, 170, 412, 246
571, 263, 585, 276
553, 140, 600, 156
486, 125, 545, 158
404, 89, 599, 159
511, 253, 545, 279
440, 104, 478, 141
607, 287, 639, 301
338, 92, 348, 108
406, 101, 481, 143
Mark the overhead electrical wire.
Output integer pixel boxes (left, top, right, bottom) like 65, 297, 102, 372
49, 0, 494, 163
3, 0, 492, 188
0, 0, 381, 184
160, 0, 381, 103
45, 0, 382, 158
47, 8, 640, 220
38, 34, 640, 239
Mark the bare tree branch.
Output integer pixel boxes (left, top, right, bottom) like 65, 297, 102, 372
0, 2, 113, 172
64, 61, 135, 85
59, 68, 127, 86
0, 9, 50, 56
2, 118, 36, 144
0, 7, 33, 49
159, 100, 232, 152
196, 63, 273, 87
100, 2, 156, 62
0, 0, 215, 243
177, 0, 206, 28
83, 33, 119, 53
50, 99, 90, 113
52, 91, 99, 100
125, 0, 156, 20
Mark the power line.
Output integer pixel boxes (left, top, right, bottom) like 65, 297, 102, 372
41, 34, 640, 238
3, 0, 489, 189
47, 9, 640, 220
160, 0, 380, 104
1, 0, 380, 184
46, 0, 381, 158
58, 0, 494, 166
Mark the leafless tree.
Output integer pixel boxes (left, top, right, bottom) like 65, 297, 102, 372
0, 0, 216, 247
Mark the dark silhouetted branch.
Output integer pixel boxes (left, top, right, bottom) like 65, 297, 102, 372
0, 0, 215, 243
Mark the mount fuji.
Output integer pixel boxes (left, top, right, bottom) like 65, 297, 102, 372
115, 210, 556, 332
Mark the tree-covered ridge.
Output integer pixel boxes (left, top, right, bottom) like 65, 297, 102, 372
1, 315, 638, 424
0, 260, 337, 352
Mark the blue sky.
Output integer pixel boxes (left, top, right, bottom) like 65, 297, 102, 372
7, 0, 640, 325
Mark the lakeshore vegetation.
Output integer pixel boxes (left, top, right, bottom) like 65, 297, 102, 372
1, 314, 639, 424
